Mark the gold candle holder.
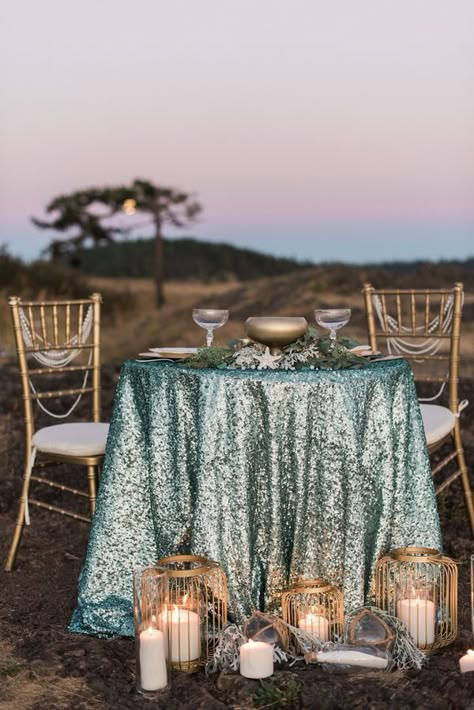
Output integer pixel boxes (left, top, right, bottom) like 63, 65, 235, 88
374, 547, 458, 652
282, 578, 344, 642
157, 554, 227, 672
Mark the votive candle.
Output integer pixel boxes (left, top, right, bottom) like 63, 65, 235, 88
239, 639, 273, 679
459, 650, 474, 674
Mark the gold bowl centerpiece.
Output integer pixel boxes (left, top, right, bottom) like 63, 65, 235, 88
245, 317, 308, 355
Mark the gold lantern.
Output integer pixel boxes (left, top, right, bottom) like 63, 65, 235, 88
157, 554, 227, 672
374, 547, 458, 652
282, 578, 344, 642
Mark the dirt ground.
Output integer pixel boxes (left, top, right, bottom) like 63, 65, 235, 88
0, 361, 473, 710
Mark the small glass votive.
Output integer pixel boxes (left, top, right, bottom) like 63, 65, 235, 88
133, 565, 171, 696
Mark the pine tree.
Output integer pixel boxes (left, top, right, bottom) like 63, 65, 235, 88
33, 179, 202, 306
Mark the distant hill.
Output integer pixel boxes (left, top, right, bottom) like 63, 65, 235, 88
70, 237, 312, 281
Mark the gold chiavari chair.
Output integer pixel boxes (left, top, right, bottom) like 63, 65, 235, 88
362, 282, 474, 535
5, 293, 109, 571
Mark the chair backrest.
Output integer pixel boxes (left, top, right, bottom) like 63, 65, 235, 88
362, 283, 464, 412
9, 294, 102, 443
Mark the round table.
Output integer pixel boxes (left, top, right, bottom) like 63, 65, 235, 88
70, 358, 441, 637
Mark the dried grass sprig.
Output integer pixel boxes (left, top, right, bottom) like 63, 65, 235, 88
207, 606, 426, 674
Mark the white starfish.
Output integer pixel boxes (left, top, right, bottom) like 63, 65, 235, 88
256, 347, 281, 370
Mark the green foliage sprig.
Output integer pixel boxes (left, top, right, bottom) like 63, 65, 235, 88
280, 329, 365, 370
182, 346, 234, 369
182, 332, 367, 371
251, 676, 303, 709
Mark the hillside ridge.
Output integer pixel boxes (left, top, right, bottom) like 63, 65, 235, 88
68, 236, 474, 283
68, 237, 312, 281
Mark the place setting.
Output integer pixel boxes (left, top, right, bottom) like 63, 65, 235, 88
136, 306, 394, 372
137, 308, 230, 360
137, 347, 199, 360
139, 308, 381, 370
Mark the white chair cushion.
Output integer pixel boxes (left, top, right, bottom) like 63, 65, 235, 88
420, 404, 455, 447
32, 422, 109, 457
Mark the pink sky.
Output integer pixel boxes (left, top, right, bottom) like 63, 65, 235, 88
0, 0, 473, 261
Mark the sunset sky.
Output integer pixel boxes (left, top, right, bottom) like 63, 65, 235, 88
0, 0, 473, 263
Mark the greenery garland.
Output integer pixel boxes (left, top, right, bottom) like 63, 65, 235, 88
181, 346, 234, 369
182, 330, 368, 371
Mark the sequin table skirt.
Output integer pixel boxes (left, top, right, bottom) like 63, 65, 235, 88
70, 359, 441, 637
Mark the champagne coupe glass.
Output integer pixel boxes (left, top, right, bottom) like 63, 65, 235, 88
192, 309, 229, 347
314, 309, 351, 346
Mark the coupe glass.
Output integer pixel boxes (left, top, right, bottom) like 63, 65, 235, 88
192, 309, 229, 347
314, 309, 351, 345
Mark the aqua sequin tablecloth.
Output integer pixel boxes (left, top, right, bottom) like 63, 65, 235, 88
70, 358, 441, 637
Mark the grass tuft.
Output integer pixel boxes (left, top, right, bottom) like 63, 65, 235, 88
0, 641, 101, 710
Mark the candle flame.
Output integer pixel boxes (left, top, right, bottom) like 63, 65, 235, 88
248, 639, 255, 645
147, 626, 153, 635
122, 198, 136, 215
468, 650, 474, 656
182, 594, 189, 605
151, 614, 156, 623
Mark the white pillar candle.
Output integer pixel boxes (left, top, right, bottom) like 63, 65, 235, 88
139, 626, 167, 691
459, 650, 474, 673
298, 613, 329, 642
396, 598, 435, 646
169, 605, 200, 663
316, 649, 388, 669
239, 639, 274, 679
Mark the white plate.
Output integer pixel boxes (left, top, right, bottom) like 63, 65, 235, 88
350, 345, 381, 357
370, 355, 404, 362
150, 347, 198, 354
350, 344, 370, 352
148, 347, 198, 359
